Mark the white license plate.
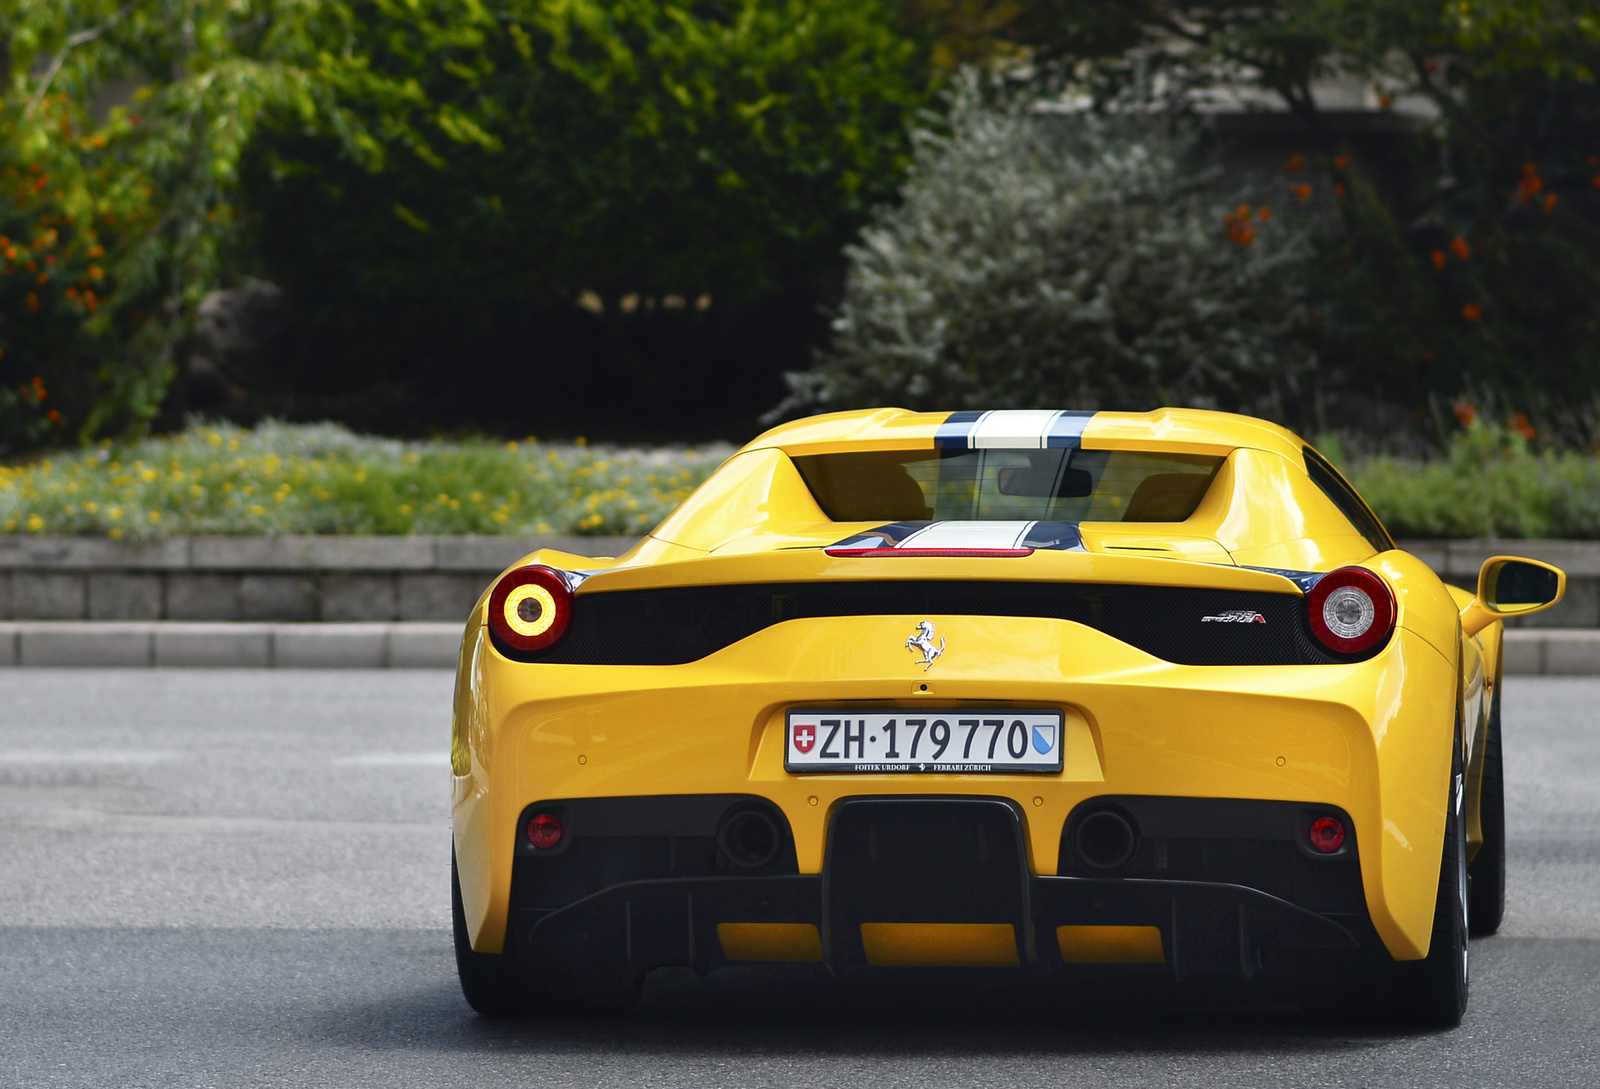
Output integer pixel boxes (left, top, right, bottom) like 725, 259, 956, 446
785, 709, 1064, 774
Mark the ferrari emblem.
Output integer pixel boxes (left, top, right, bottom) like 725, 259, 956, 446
905, 620, 945, 671
1201, 610, 1267, 624
793, 724, 816, 753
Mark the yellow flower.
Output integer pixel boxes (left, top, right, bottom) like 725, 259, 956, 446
109, 507, 122, 520
248, 504, 265, 516
398, 504, 413, 515
208, 432, 222, 445
147, 511, 161, 523
85, 502, 98, 513
109, 528, 122, 540
25, 513, 43, 531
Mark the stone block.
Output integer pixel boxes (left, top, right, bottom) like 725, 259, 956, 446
0, 571, 12, 618
319, 574, 398, 622
154, 624, 272, 668
165, 573, 241, 621
20, 622, 151, 666
0, 623, 19, 665
12, 573, 87, 619
88, 573, 164, 620
1501, 632, 1544, 675
0, 536, 189, 570
303, 537, 435, 571
398, 574, 485, 622
239, 574, 317, 621
389, 624, 463, 668
1543, 631, 1600, 676
273, 624, 388, 668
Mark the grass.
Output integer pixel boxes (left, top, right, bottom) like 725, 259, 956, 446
0, 420, 730, 541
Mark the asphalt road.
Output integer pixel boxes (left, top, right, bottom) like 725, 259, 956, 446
1, 670, 1597, 1088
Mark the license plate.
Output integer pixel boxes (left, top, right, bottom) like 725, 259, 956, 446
785, 709, 1064, 774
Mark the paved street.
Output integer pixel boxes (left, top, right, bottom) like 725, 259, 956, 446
1, 671, 1597, 1087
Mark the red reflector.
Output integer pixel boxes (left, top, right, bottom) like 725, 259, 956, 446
526, 812, 564, 850
824, 547, 1034, 558
1308, 816, 1346, 854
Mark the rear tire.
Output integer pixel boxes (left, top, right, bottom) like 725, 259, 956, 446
1388, 717, 1470, 1028
452, 851, 525, 1018
1467, 683, 1506, 936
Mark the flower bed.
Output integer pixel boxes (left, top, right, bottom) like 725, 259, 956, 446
0, 421, 729, 541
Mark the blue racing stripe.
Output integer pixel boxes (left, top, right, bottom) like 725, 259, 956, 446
1019, 521, 1084, 551
934, 410, 985, 449
1045, 411, 1096, 449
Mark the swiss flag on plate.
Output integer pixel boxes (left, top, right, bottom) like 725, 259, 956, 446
793, 724, 816, 754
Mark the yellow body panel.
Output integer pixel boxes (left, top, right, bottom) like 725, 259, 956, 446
452, 407, 1560, 972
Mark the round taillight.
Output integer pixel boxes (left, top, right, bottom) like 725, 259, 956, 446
488, 565, 572, 653
526, 812, 564, 850
1306, 566, 1395, 654
1308, 816, 1346, 854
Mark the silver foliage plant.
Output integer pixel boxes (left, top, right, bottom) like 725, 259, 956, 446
776, 73, 1321, 420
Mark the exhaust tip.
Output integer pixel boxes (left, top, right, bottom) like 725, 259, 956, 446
1074, 809, 1138, 870
718, 807, 782, 869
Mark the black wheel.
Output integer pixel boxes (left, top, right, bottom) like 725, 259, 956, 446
1388, 715, 1470, 1028
1468, 682, 1505, 936
452, 850, 525, 1018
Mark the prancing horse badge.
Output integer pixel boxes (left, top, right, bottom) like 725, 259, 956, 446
905, 620, 945, 671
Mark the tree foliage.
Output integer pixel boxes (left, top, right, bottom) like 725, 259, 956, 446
780, 77, 1321, 421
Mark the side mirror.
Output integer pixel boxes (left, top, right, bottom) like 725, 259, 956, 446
1461, 556, 1566, 637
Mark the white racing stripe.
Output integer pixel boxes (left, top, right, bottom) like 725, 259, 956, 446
968, 410, 1063, 449
896, 521, 1035, 549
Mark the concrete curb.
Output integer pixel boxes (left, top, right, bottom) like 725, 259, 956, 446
0, 622, 461, 669
0, 622, 1595, 673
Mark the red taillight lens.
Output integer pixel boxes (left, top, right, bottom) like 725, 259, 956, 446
526, 812, 564, 850
1308, 816, 1346, 854
488, 565, 573, 653
1306, 566, 1395, 654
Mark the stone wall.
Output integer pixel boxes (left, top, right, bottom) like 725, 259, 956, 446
0, 536, 634, 623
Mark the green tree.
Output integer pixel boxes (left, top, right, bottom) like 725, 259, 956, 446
0, 0, 361, 441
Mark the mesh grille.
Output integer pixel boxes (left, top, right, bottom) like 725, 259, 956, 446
504, 580, 1372, 666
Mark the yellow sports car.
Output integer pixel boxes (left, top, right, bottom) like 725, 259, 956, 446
449, 408, 1564, 1025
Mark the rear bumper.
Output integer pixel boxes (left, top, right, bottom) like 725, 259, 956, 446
505, 795, 1364, 981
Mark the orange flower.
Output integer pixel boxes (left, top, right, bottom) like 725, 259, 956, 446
1257, 206, 1271, 222
1462, 303, 1482, 323
1334, 155, 1351, 169
25, 292, 38, 313
1431, 249, 1447, 270
1593, 175, 1600, 190
1334, 183, 1347, 197
1544, 193, 1559, 213
1377, 92, 1393, 109
1450, 236, 1471, 260
1292, 183, 1313, 202
1453, 400, 1477, 427
1518, 162, 1544, 204
46, 409, 60, 424
1509, 412, 1537, 440
1285, 154, 1306, 173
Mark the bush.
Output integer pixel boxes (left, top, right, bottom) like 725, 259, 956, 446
1342, 420, 1600, 540
0, 420, 727, 540
775, 76, 1323, 422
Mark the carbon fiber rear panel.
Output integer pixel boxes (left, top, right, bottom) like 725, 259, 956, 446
496, 580, 1380, 666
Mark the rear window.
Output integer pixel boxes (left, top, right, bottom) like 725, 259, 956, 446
792, 448, 1224, 524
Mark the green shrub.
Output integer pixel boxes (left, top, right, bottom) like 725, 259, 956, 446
1343, 421, 1600, 540
775, 76, 1322, 422
0, 420, 726, 540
